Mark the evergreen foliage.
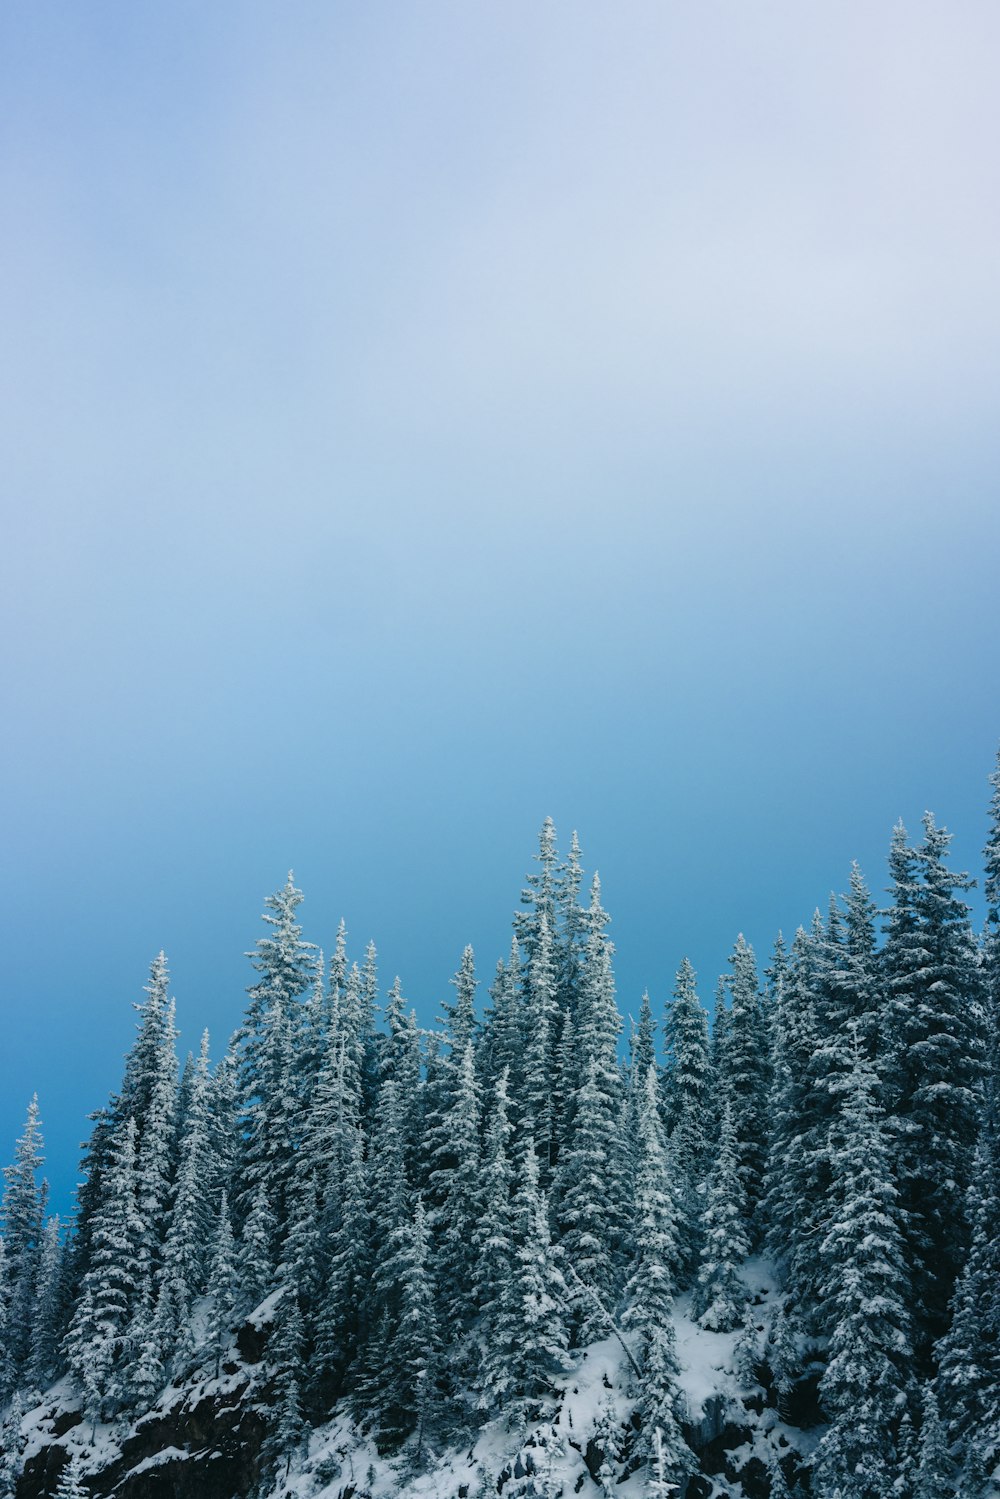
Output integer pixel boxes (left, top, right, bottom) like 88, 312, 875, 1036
720, 934, 770, 1242
693, 1102, 749, 1332
882, 816, 986, 1356
373, 1196, 441, 1453
206, 1190, 237, 1377
622, 1068, 691, 1481
936, 1121, 1000, 1481
3, 761, 1000, 1494
1, 1096, 46, 1384
64, 1117, 145, 1420
157, 1029, 216, 1369
913, 1383, 954, 1499
28, 1214, 66, 1389
811, 1035, 912, 1499
555, 875, 624, 1335
313, 1121, 371, 1396
764, 924, 821, 1314
661, 958, 712, 1283
482, 1144, 569, 1427
53, 1452, 90, 1499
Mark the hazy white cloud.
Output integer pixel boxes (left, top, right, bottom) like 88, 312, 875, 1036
5, 0, 1000, 505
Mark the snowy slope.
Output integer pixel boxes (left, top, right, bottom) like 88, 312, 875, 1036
9, 1260, 812, 1499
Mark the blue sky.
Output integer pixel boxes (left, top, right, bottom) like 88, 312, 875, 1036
2, 2, 999, 1213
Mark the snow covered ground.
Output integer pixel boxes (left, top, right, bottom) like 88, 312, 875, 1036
10, 1259, 810, 1499
263, 1259, 807, 1499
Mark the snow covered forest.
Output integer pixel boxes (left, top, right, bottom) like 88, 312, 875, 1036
2, 757, 1000, 1499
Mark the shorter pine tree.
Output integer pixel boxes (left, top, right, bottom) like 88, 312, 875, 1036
239, 1182, 276, 1313
29, 1216, 67, 1389
482, 1145, 569, 1428
621, 1069, 690, 1481
380, 1197, 441, 1457
812, 1036, 912, 1499
734, 1302, 760, 1389
54, 1452, 90, 1499
0, 1394, 25, 1499
206, 1192, 237, 1378
693, 1103, 749, 1332
914, 1385, 955, 1499
265, 1287, 307, 1477
649, 1427, 680, 1499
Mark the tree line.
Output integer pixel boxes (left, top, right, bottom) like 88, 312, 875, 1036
1, 755, 999, 1498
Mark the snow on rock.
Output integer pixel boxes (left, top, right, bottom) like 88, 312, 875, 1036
10, 1258, 808, 1499
119, 1446, 194, 1478
247, 1288, 286, 1331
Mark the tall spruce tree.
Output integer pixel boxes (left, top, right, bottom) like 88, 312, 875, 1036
781, 885, 881, 1338
237, 874, 317, 1227
481, 1143, 569, 1427
265, 1286, 308, 1476
206, 1191, 237, 1377
523, 914, 560, 1180
802, 877, 882, 1303
65, 1117, 145, 1418
130, 959, 178, 1300
622, 1068, 690, 1483
935, 1123, 1000, 1483
812, 1034, 912, 1499
474, 1067, 515, 1389
629, 990, 657, 1094
312, 1119, 371, 1397
378, 976, 424, 1184
361, 1072, 417, 1422
662, 959, 712, 1284
478, 943, 522, 1107
555, 875, 624, 1332
28, 1215, 67, 1390
53, 1453, 89, 1499
515, 818, 559, 979
883, 815, 986, 1356
373, 1196, 441, 1454
555, 829, 587, 1015
516, 825, 570, 1178
693, 1101, 749, 1332
986, 746, 1000, 928
299, 1000, 362, 1243
913, 1383, 955, 1498
430, 1041, 481, 1346
719, 935, 770, 1243
1, 1096, 47, 1381
764, 919, 838, 1331
239, 1180, 276, 1313
0, 1238, 12, 1402
157, 1029, 217, 1368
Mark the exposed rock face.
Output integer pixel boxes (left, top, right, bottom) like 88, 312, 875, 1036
17, 1373, 269, 1499
16, 1389, 806, 1499
11, 1304, 813, 1498
683, 1396, 756, 1498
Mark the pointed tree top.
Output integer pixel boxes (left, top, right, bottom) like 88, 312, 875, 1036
986, 744, 1000, 921
674, 956, 698, 990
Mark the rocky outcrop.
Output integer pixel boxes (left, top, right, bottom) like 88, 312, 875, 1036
16, 1363, 270, 1499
